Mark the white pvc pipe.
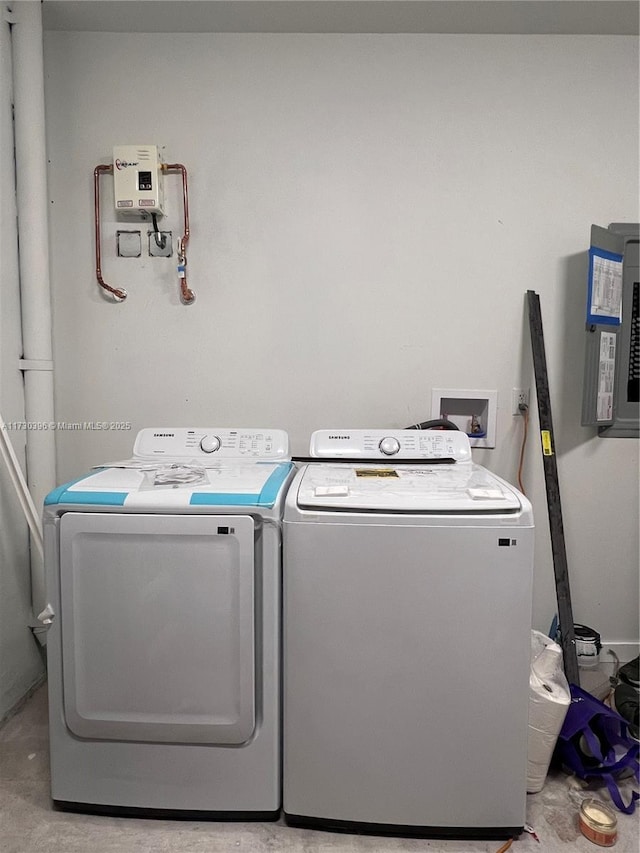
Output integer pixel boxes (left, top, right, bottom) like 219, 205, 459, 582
0, 410, 44, 562
11, 1, 56, 618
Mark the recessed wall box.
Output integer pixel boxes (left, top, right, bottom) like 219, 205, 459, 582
148, 231, 172, 258
113, 145, 164, 217
431, 388, 498, 449
116, 230, 141, 258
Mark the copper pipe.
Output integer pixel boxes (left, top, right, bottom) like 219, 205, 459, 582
93, 164, 127, 301
163, 163, 194, 304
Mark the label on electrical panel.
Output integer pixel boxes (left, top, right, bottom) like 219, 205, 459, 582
596, 332, 616, 421
541, 430, 553, 456
117, 200, 133, 208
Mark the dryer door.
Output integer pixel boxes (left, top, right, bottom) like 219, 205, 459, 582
59, 512, 255, 744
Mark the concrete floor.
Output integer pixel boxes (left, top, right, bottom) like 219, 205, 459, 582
1, 684, 638, 853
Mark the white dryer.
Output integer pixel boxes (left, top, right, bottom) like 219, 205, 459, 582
44, 427, 294, 818
283, 429, 534, 839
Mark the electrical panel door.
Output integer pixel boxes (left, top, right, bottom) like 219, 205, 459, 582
582, 223, 639, 437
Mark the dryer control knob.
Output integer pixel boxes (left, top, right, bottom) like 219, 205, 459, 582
200, 435, 221, 453
379, 437, 400, 456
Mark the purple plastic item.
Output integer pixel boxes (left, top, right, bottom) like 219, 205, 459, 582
554, 684, 639, 814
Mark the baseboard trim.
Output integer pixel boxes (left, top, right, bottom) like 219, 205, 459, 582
600, 642, 639, 664
0, 672, 47, 730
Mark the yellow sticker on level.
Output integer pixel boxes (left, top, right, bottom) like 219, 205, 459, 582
541, 430, 554, 456
355, 469, 399, 478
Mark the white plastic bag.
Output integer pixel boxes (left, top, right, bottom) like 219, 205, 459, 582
527, 629, 571, 793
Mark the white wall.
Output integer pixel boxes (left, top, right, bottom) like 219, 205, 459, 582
0, 15, 45, 721
43, 32, 639, 645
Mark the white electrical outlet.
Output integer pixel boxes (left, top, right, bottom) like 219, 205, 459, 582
512, 388, 530, 415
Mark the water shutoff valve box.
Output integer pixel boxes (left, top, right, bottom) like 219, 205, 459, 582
113, 145, 164, 217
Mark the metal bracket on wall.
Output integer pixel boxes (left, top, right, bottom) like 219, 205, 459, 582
18, 360, 54, 372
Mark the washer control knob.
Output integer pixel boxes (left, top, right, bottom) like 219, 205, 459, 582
379, 436, 400, 456
200, 435, 221, 453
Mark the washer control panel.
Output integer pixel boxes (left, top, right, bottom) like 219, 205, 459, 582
309, 429, 472, 462
133, 428, 290, 459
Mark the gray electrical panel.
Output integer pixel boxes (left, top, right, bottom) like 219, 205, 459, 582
582, 223, 639, 437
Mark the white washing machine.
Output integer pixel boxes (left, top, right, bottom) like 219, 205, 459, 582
44, 427, 294, 818
283, 429, 534, 839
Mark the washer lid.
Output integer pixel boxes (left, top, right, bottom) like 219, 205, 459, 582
45, 461, 294, 509
296, 462, 522, 512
